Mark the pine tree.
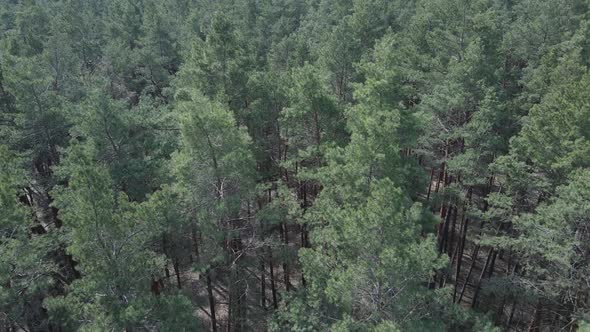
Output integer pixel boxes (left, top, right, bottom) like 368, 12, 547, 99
274, 31, 449, 330
0, 146, 57, 331
46, 143, 197, 330
172, 88, 255, 331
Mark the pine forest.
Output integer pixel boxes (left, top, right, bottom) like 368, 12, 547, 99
1, 0, 590, 331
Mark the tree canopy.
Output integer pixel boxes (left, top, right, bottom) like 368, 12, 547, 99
1, 0, 589, 331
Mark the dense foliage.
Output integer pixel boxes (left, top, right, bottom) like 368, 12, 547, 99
1, 0, 589, 331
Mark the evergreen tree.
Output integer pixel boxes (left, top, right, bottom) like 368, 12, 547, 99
46, 143, 197, 330
172, 88, 255, 331
0, 146, 57, 331
1, 0, 590, 330
274, 33, 447, 330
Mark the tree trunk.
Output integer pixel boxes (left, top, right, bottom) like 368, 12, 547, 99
260, 258, 266, 310
227, 274, 232, 332
471, 248, 494, 308
488, 249, 498, 278
528, 301, 541, 332
506, 301, 517, 328
282, 223, 290, 292
438, 205, 453, 254
453, 217, 469, 303
162, 234, 170, 280
173, 258, 181, 289
448, 207, 457, 257
192, 228, 200, 261
426, 167, 435, 201
165, 264, 171, 280
269, 247, 278, 309
458, 244, 481, 304
207, 271, 217, 332
495, 297, 506, 326
228, 238, 244, 332
434, 163, 445, 194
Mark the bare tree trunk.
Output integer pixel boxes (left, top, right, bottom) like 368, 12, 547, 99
528, 301, 541, 332
448, 207, 457, 257
300, 224, 307, 286
207, 271, 217, 332
173, 258, 182, 289
282, 223, 290, 292
426, 167, 435, 201
471, 248, 494, 308
438, 205, 453, 254
488, 249, 498, 279
162, 234, 171, 280
506, 301, 517, 327
228, 238, 244, 332
458, 244, 481, 304
269, 247, 278, 310
495, 297, 506, 326
453, 217, 469, 303
434, 164, 444, 194
192, 228, 200, 261
227, 272, 232, 332
260, 258, 266, 310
